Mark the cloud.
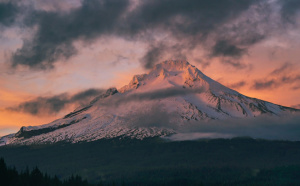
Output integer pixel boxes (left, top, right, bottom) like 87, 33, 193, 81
252, 75, 300, 90
111, 87, 204, 106
140, 42, 188, 69
292, 86, 300, 90
164, 113, 300, 141
220, 59, 248, 69
31, 0, 82, 12
124, 0, 257, 36
228, 81, 246, 89
281, 75, 300, 83
280, 0, 300, 23
7, 0, 263, 70
140, 43, 166, 69
11, 0, 130, 69
70, 88, 104, 103
252, 79, 277, 90
0, 2, 18, 27
211, 40, 247, 58
270, 62, 293, 75
4, 85, 204, 119
3, 0, 300, 71
7, 88, 104, 115
252, 62, 300, 90
130, 0, 259, 68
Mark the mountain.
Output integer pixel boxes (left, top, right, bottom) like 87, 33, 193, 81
0, 60, 298, 145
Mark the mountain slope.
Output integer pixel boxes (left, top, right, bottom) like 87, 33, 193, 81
1, 60, 298, 145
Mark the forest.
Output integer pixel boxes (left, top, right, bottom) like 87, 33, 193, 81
1, 137, 300, 185
0, 158, 92, 186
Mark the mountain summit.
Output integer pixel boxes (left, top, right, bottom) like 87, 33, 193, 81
1, 60, 298, 145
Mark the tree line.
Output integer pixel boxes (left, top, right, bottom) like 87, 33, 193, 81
0, 157, 93, 186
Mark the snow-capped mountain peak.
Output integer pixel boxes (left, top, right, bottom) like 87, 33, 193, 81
1, 60, 298, 145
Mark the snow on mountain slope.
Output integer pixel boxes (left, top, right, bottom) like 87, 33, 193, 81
1, 60, 299, 145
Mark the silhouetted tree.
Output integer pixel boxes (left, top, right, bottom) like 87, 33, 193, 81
0, 157, 92, 186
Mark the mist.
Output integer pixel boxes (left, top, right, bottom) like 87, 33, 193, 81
164, 113, 300, 141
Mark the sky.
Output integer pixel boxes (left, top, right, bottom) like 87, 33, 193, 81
0, 0, 300, 136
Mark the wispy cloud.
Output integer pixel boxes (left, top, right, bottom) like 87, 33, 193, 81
228, 81, 247, 89
109, 87, 204, 106
7, 88, 104, 116
252, 62, 300, 90
220, 59, 249, 70
252, 79, 277, 90
270, 62, 293, 75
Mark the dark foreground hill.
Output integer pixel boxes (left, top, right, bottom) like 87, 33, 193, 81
1, 137, 300, 185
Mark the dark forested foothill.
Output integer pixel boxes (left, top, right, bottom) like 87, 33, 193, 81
1, 138, 300, 185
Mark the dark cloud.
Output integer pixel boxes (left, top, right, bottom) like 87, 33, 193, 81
123, 87, 203, 101
71, 89, 103, 101
7, 88, 104, 115
280, 0, 300, 23
5, 0, 299, 71
7, 94, 69, 115
252, 79, 278, 90
31, 0, 82, 12
164, 113, 300, 141
130, 0, 259, 68
252, 61, 300, 90
252, 75, 300, 90
7, 87, 204, 116
124, 0, 256, 36
140, 43, 166, 69
252, 79, 277, 90
211, 40, 247, 58
292, 86, 300, 90
8, 0, 262, 70
281, 75, 300, 83
220, 59, 248, 69
270, 62, 293, 75
140, 42, 188, 69
228, 81, 246, 89
0, 2, 18, 26
11, 0, 130, 69
104, 87, 204, 106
